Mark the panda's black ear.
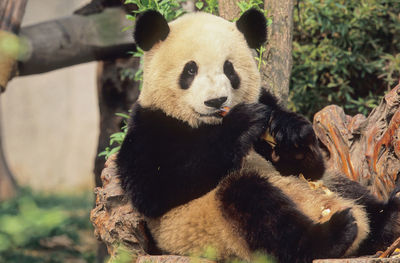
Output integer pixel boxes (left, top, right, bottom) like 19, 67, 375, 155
134, 10, 170, 51
236, 8, 267, 49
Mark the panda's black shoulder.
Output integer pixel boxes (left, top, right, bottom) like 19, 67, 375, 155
258, 88, 279, 107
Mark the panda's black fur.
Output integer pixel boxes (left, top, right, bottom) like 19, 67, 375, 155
117, 9, 400, 263
323, 175, 400, 255
117, 102, 268, 218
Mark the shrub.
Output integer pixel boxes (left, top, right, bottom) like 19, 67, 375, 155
290, 0, 400, 118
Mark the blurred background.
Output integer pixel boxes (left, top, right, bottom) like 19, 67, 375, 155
3, 0, 98, 192
1, 1, 99, 262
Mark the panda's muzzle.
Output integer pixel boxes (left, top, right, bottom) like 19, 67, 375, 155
204, 96, 227, 108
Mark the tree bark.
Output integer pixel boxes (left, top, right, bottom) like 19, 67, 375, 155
313, 82, 400, 201
93, 57, 141, 263
261, 0, 294, 104
94, 58, 140, 186
16, 7, 134, 77
218, 0, 294, 104
218, 0, 240, 21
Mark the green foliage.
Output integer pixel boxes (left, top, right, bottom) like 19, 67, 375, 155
108, 245, 136, 263
195, 0, 219, 15
124, 0, 185, 21
99, 112, 130, 159
236, 0, 266, 17
0, 189, 95, 263
290, 0, 400, 118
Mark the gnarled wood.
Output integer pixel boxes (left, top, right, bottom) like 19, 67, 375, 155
90, 155, 148, 258
91, 155, 212, 263
313, 82, 400, 200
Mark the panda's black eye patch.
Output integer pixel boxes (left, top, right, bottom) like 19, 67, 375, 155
179, 61, 198, 90
224, 60, 240, 89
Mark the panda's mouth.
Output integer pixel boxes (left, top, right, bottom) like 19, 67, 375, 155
193, 109, 223, 118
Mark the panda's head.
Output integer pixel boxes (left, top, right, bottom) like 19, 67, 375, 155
135, 9, 267, 127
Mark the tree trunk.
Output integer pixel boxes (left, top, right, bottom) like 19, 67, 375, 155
261, 0, 294, 104
94, 58, 140, 187
93, 58, 141, 263
0, 102, 18, 201
0, 0, 27, 200
218, 0, 240, 20
218, 0, 294, 104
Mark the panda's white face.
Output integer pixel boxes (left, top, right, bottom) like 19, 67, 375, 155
138, 12, 261, 127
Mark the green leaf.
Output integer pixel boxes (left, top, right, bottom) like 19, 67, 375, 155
195, 1, 204, 10
115, 113, 131, 119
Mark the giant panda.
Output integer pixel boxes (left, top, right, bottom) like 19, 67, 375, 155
116, 9, 400, 263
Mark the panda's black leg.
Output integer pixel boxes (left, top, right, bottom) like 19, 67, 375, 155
358, 186, 400, 255
217, 170, 357, 263
256, 88, 325, 180
324, 175, 400, 255
304, 208, 358, 259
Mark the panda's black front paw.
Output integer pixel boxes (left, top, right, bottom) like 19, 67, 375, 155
271, 112, 315, 151
223, 102, 269, 141
383, 186, 400, 236
265, 111, 325, 180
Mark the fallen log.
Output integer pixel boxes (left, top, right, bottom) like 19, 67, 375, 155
91, 83, 400, 262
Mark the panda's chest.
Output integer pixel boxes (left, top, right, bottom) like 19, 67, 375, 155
154, 131, 228, 172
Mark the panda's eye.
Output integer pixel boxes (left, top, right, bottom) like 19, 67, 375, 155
179, 61, 198, 90
224, 61, 235, 76
185, 61, 198, 75
223, 60, 240, 89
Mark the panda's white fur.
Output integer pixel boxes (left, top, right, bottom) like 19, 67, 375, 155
117, 9, 400, 263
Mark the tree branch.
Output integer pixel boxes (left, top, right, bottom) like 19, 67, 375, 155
17, 7, 135, 76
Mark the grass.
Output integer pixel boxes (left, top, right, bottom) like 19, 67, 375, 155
0, 188, 97, 263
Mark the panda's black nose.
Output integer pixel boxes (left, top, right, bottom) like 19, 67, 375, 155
204, 97, 227, 108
